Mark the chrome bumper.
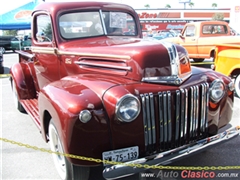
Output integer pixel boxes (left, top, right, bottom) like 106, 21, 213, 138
103, 126, 240, 180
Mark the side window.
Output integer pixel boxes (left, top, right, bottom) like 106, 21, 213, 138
35, 15, 53, 42
202, 25, 212, 34
184, 25, 195, 37
203, 24, 228, 34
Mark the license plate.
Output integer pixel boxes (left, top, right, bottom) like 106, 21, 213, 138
102, 146, 138, 166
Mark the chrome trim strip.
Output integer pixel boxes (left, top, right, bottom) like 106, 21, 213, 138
75, 61, 132, 71
103, 127, 240, 180
58, 50, 131, 60
30, 46, 131, 60
141, 73, 192, 85
31, 46, 56, 54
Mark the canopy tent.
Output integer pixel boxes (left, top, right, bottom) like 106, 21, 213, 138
0, 1, 41, 30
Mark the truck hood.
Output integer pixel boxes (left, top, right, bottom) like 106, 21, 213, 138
58, 36, 191, 85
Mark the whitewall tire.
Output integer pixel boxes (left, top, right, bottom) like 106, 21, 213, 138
48, 120, 90, 180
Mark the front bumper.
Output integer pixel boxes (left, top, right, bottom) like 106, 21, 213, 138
103, 126, 240, 180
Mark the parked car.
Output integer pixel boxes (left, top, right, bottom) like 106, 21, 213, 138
0, 50, 4, 74
163, 21, 240, 62
11, 35, 31, 51
10, 2, 240, 180
213, 44, 240, 97
152, 30, 178, 40
0, 35, 15, 53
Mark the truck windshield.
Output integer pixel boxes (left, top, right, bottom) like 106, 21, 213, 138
59, 11, 137, 39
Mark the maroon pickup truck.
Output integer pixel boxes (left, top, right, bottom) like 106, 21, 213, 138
10, 1, 240, 180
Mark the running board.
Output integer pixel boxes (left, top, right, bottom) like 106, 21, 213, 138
20, 99, 41, 129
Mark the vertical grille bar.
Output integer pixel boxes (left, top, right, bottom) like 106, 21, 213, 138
200, 84, 206, 133
184, 89, 188, 142
158, 92, 164, 149
140, 94, 148, 149
205, 84, 209, 132
145, 94, 152, 145
149, 93, 156, 144
194, 86, 199, 138
163, 92, 168, 149
189, 87, 194, 140
175, 90, 180, 146
167, 91, 172, 147
204, 83, 209, 135
180, 89, 186, 145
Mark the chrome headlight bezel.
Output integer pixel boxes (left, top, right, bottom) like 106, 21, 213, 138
209, 79, 226, 103
79, 110, 92, 123
115, 94, 141, 122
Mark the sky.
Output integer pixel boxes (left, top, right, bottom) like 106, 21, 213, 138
0, 0, 238, 14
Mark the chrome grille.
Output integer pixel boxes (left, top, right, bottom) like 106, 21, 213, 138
140, 83, 209, 153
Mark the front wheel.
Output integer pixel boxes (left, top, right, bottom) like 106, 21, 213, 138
234, 74, 240, 98
48, 120, 90, 180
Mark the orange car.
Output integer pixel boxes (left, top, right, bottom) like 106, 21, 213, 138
163, 21, 240, 62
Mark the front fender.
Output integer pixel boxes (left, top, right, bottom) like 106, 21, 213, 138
39, 74, 133, 166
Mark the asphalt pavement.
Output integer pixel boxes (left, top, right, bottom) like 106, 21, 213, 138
1, 53, 240, 180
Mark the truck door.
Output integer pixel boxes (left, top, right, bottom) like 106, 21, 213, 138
31, 13, 60, 89
180, 25, 198, 58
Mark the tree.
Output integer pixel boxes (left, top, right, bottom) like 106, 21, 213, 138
144, 4, 150, 8
189, 2, 194, 8
212, 13, 224, 21
212, 3, 217, 9
165, 4, 171, 9
2, 30, 18, 36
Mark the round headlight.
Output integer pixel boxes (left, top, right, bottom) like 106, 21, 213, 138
210, 79, 225, 103
115, 94, 140, 122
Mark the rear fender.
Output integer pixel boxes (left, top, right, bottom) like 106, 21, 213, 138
10, 63, 36, 99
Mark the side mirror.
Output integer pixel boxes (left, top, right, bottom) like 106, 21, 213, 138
36, 31, 51, 42
179, 34, 185, 39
